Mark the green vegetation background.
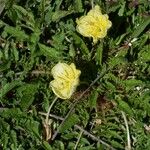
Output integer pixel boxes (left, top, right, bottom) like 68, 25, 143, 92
0, 0, 150, 149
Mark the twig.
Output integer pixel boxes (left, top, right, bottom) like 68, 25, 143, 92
15, 70, 51, 76
51, 69, 109, 141
75, 125, 116, 150
121, 111, 131, 150
74, 130, 83, 150
0, 70, 51, 78
39, 112, 116, 150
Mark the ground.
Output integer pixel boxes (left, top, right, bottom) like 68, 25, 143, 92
0, 0, 150, 149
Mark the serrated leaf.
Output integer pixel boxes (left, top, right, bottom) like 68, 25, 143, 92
11, 41, 19, 61
105, 81, 116, 91
89, 90, 98, 110
0, 62, 10, 72
73, 0, 83, 13
12, 4, 35, 28
38, 43, 61, 60
13, 4, 28, 16
69, 43, 76, 57
78, 145, 95, 150
115, 96, 133, 116
42, 141, 53, 150
0, 132, 9, 149
22, 118, 40, 140
52, 10, 74, 22
0, 0, 5, 15
60, 114, 79, 133
131, 18, 150, 38
72, 32, 90, 57
110, 140, 124, 149
4, 26, 29, 40
96, 43, 103, 65
118, 2, 126, 16
17, 84, 38, 111
108, 5, 120, 13
107, 130, 123, 141
0, 108, 25, 119
0, 20, 6, 28
0, 80, 22, 98
124, 79, 143, 91
10, 130, 17, 149
51, 31, 66, 50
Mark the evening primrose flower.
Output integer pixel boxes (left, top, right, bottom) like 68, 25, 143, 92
76, 5, 112, 43
50, 63, 81, 99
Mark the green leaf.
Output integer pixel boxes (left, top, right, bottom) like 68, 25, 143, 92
12, 4, 35, 28
124, 79, 143, 92
72, 32, 90, 58
139, 45, 150, 62
0, 118, 10, 131
78, 145, 95, 150
115, 96, 133, 116
0, 132, 9, 149
73, 0, 83, 13
0, 20, 6, 28
22, 118, 40, 140
0, 80, 22, 98
51, 31, 66, 50
0, 108, 25, 119
17, 84, 38, 111
55, 0, 63, 10
60, 114, 79, 133
10, 130, 17, 149
38, 43, 61, 60
4, 26, 29, 40
69, 43, 76, 58
12, 4, 28, 16
110, 140, 124, 149
105, 81, 116, 91
118, 2, 126, 16
0, 118, 10, 149
42, 141, 53, 150
89, 90, 98, 110
131, 18, 150, 38
28, 31, 41, 54
11, 41, 19, 61
0, 62, 10, 72
0, 0, 5, 15
96, 43, 103, 65
52, 10, 74, 22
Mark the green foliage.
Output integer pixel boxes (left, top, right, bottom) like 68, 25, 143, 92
17, 84, 38, 111
60, 114, 79, 133
0, 0, 150, 149
38, 43, 62, 61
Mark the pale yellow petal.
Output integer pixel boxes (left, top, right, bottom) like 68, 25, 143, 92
76, 5, 112, 43
50, 62, 81, 99
87, 5, 102, 17
70, 63, 81, 77
51, 62, 72, 80
50, 79, 71, 99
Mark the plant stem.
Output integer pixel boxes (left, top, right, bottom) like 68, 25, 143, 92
121, 111, 131, 150
91, 0, 94, 8
44, 97, 58, 141
45, 97, 58, 125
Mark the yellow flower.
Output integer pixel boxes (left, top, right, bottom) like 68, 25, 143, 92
76, 5, 112, 43
50, 63, 81, 99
